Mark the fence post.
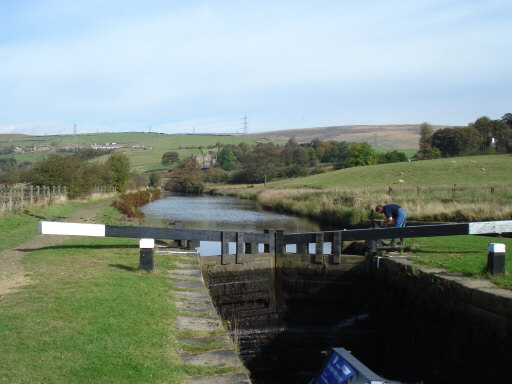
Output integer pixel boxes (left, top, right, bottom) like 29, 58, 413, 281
174, 221, 184, 247
264, 229, 275, 254
296, 240, 308, 256
332, 231, 342, 264
236, 232, 244, 264
388, 186, 392, 196
36, 186, 40, 201
314, 233, 324, 263
30, 185, 34, 205
20, 185, 24, 210
275, 230, 285, 258
8, 187, 12, 211
221, 231, 230, 265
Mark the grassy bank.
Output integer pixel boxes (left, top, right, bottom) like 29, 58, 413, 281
0, 199, 239, 383
0, 236, 233, 383
406, 235, 512, 290
209, 154, 512, 227
0, 200, 110, 253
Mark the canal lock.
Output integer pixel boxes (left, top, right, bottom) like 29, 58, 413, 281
201, 252, 512, 384
201, 252, 377, 383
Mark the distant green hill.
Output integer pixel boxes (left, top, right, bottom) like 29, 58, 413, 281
253, 154, 512, 189
0, 132, 269, 173
0, 131, 421, 173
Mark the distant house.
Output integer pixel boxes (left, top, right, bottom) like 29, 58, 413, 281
90, 143, 124, 150
195, 151, 217, 169
24, 145, 49, 152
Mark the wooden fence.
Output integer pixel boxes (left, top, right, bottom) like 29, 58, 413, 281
0, 185, 116, 212
0, 185, 66, 211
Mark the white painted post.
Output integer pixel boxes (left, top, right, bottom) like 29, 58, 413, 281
487, 243, 506, 275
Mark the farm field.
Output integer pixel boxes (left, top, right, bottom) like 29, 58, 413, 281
262, 154, 512, 189
0, 131, 419, 173
0, 132, 271, 173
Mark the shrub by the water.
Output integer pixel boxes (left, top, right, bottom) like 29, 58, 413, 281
113, 189, 161, 218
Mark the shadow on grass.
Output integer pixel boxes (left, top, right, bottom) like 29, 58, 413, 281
409, 249, 479, 255
109, 264, 137, 272
16, 244, 139, 252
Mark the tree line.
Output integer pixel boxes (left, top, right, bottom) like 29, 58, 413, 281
0, 151, 134, 199
165, 138, 408, 192
416, 114, 512, 159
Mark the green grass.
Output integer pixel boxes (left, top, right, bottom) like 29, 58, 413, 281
263, 154, 512, 189
407, 235, 512, 289
0, 199, 241, 383
95, 202, 126, 225
0, 201, 97, 252
0, 236, 236, 383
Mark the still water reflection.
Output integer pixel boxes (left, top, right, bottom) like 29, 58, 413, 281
141, 194, 323, 256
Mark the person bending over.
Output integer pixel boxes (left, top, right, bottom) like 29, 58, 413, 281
375, 203, 407, 246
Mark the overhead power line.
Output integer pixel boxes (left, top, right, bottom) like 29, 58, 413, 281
241, 115, 248, 135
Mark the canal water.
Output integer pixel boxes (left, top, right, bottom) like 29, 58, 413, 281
141, 194, 325, 256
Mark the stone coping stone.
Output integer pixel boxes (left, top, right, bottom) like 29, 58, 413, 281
174, 290, 211, 301
175, 300, 217, 314
175, 316, 224, 332
187, 373, 251, 384
169, 269, 202, 277
175, 261, 199, 268
168, 273, 202, 281
179, 333, 231, 347
172, 280, 205, 290
180, 349, 243, 367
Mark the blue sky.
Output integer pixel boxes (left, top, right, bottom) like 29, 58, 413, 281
0, 1, 511, 136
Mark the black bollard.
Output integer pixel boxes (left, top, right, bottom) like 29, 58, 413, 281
487, 243, 505, 275
139, 238, 155, 272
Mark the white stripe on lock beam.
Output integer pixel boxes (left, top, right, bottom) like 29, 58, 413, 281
38, 221, 106, 237
468, 220, 512, 235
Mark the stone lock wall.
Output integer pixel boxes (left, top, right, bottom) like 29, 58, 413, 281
200, 252, 372, 383
368, 256, 512, 384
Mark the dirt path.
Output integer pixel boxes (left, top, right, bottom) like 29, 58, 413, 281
0, 201, 110, 297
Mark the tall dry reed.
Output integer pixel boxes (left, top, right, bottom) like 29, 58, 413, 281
256, 183, 512, 227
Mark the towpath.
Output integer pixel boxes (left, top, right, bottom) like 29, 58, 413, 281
0, 201, 109, 297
